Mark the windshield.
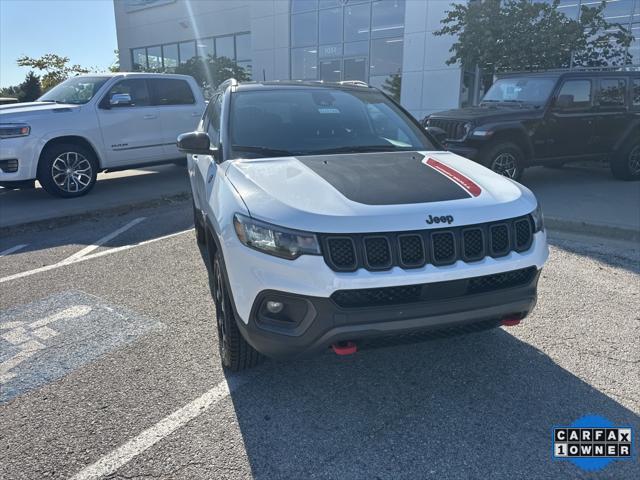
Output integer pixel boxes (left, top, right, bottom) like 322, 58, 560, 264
39, 76, 110, 105
229, 88, 434, 159
482, 77, 556, 105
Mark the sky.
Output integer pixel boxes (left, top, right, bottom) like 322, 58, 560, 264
0, 0, 117, 88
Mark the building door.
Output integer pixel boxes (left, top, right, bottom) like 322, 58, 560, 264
343, 57, 367, 82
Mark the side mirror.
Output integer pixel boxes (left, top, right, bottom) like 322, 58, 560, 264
426, 126, 448, 147
177, 131, 214, 156
554, 94, 573, 109
110, 93, 133, 107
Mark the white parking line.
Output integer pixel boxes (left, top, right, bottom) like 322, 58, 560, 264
63, 217, 146, 263
0, 244, 28, 257
0, 229, 192, 284
70, 378, 242, 480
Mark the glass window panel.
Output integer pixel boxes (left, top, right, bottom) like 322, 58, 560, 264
132, 48, 147, 70
633, 79, 640, 106
371, 0, 405, 39
344, 57, 368, 81
597, 78, 627, 106
344, 40, 369, 56
344, 2, 371, 42
179, 41, 196, 64
149, 78, 195, 105
235, 33, 251, 61
291, 11, 318, 47
319, 0, 339, 8
320, 59, 341, 82
534, 1, 580, 19
107, 79, 150, 106
370, 37, 403, 76
319, 7, 342, 44
369, 74, 402, 102
147, 46, 162, 70
291, 47, 318, 79
291, 0, 318, 13
557, 79, 592, 109
237, 61, 253, 80
602, 0, 633, 22
319, 44, 342, 58
163, 44, 179, 70
196, 38, 214, 60
216, 36, 235, 60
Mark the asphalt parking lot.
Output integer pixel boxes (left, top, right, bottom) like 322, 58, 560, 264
0, 200, 638, 479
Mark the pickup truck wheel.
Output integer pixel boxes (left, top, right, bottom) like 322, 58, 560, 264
212, 250, 263, 371
37, 143, 98, 198
481, 142, 524, 181
193, 202, 206, 245
611, 141, 640, 181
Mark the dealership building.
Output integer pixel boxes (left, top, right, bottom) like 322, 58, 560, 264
114, 0, 640, 119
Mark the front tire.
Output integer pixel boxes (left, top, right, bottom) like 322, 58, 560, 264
37, 143, 98, 198
480, 142, 525, 181
611, 140, 640, 181
211, 250, 263, 371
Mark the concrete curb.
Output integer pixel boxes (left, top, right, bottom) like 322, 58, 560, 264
0, 192, 192, 236
545, 216, 640, 243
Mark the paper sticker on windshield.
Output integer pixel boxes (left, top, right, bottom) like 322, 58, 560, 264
318, 108, 340, 114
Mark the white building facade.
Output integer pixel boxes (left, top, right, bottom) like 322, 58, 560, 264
114, 0, 640, 119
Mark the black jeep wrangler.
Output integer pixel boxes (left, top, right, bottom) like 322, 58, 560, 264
422, 71, 640, 181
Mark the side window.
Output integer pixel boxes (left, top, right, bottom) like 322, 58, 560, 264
206, 94, 222, 144
597, 78, 626, 107
105, 79, 150, 107
556, 80, 592, 110
633, 79, 640, 108
149, 79, 195, 106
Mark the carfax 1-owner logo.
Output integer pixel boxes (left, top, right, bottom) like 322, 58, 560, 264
553, 415, 635, 472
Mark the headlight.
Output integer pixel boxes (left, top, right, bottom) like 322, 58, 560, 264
530, 203, 544, 232
0, 123, 30, 139
471, 128, 493, 137
233, 213, 321, 260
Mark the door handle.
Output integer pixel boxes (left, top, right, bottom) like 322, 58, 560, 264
143, 114, 157, 119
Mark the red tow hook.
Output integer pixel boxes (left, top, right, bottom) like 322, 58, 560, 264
501, 316, 522, 327
332, 341, 357, 356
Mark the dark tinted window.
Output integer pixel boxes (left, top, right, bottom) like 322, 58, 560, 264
206, 94, 222, 142
556, 80, 592, 109
149, 79, 195, 105
229, 88, 434, 158
598, 78, 626, 107
106, 79, 150, 107
633, 79, 640, 106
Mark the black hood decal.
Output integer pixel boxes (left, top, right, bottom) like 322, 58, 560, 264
298, 151, 471, 205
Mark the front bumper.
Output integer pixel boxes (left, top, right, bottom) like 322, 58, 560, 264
221, 229, 548, 358
234, 267, 540, 358
0, 135, 38, 181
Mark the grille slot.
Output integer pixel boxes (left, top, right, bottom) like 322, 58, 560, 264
363, 236, 392, 269
398, 234, 426, 267
462, 228, 484, 261
331, 267, 538, 308
320, 215, 533, 272
431, 232, 456, 265
490, 224, 510, 256
514, 218, 533, 251
326, 237, 357, 271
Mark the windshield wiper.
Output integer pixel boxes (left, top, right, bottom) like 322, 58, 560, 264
231, 145, 297, 157
304, 145, 415, 155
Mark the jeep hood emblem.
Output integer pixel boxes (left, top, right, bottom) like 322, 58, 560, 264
426, 214, 454, 225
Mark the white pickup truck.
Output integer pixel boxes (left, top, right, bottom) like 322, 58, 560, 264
0, 73, 206, 197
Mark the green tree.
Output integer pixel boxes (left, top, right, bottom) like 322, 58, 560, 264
435, 0, 633, 77
381, 73, 402, 102
109, 50, 120, 73
17, 71, 42, 102
0, 85, 22, 99
17, 53, 89, 91
174, 55, 249, 97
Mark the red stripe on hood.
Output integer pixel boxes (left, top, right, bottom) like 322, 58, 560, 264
424, 157, 482, 197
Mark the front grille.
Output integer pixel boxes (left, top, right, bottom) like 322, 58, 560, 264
331, 266, 538, 308
319, 215, 535, 272
427, 119, 469, 141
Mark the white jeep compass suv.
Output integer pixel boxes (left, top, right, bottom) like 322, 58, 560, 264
180, 79, 549, 371
0, 73, 205, 197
